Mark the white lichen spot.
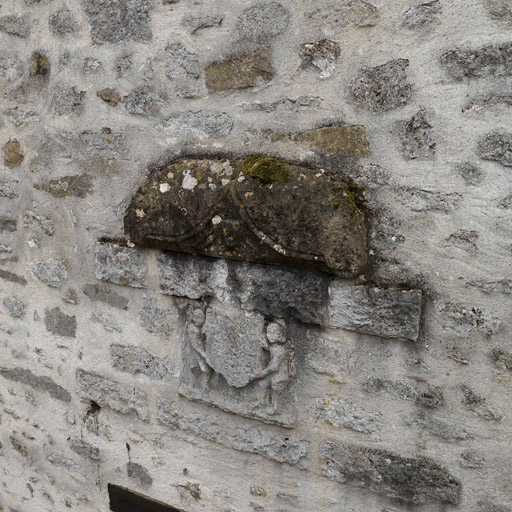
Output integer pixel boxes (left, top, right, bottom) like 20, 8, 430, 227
135, 209, 145, 218
167, 171, 174, 179
212, 215, 222, 225
238, 175, 246, 182
273, 244, 287, 255
160, 183, 170, 193
209, 183, 217, 190
182, 170, 198, 190
245, 192, 253, 198
221, 178, 230, 186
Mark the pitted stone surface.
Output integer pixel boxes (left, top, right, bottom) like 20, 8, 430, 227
76, 370, 149, 422
95, 242, 147, 288
125, 157, 367, 277
111, 344, 173, 380
350, 59, 412, 112
328, 283, 422, 341
320, 440, 462, 504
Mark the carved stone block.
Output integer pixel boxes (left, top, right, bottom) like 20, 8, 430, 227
124, 156, 367, 277
178, 302, 296, 427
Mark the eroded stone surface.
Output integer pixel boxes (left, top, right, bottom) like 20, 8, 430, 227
306, 1, 379, 27
31, 258, 68, 288
485, 0, 512, 25
300, 40, 340, 79
111, 344, 172, 380
162, 111, 233, 139
82, 284, 129, 309
350, 59, 412, 112
398, 109, 436, 159
328, 283, 422, 340
272, 125, 370, 156
477, 132, 512, 167
441, 42, 512, 80
0, 15, 31, 38
76, 369, 149, 421
205, 50, 273, 92
34, 174, 93, 198
125, 157, 367, 277
179, 302, 296, 427
83, 0, 153, 44
95, 242, 147, 288
236, 2, 290, 43
403, 1, 442, 29
320, 440, 462, 504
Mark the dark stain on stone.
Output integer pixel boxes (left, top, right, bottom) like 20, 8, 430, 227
124, 156, 367, 277
31, 51, 51, 77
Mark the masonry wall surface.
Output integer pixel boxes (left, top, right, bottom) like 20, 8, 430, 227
0, 1, 511, 512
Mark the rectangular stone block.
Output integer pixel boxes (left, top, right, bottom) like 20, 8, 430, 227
76, 370, 149, 422
319, 440, 461, 504
111, 344, 172, 380
328, 283, 422, 341
95, 241, 147, 288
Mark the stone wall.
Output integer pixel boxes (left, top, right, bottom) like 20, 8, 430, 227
0, 1, 511, 511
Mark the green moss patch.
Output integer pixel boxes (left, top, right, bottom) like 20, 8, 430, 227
242, 155, 290, 184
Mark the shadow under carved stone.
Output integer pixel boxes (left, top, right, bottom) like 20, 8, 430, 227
124, 156, 367, 277
319, 440, 461, 505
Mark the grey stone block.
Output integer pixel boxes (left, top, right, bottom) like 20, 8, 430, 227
162, 111, 233, 139
236, 2, 289, 43
3, 296, 26, 318
127, 462, 153, 487
350, 59, 412, 112
319, 440, 461, 504
45, 307, 77, 338
0, 15, 31, 38
31, 258, 68, 288
0, 367, 71, 402
306, 1, 379, 27
83, 0, 153, 44
441, 42, 512, 81
76, 370, 149, 421
82, 284, 129, 309
95, 242, 147, 288
316, 397, 384, 437
47, 454, 86, 482
70, 437, 100, 462
403, 1, 442, 29
477, 132, 512, 167
328, 283, 422, 341
111, 344, 172, 380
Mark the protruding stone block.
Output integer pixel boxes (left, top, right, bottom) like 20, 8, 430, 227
328, 283, 422, 340
125, 156, 367, 278
320, 440, 462, 504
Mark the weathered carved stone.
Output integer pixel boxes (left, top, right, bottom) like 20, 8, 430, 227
124, 156, 367, 277
179, 303, 296, 427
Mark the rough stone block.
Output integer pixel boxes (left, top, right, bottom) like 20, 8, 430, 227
179, 302, 296, 427
162, 111, 233, 139
461, 385, 502, 421
30, 258, 68, 288
76, 369, 149, 421
400, 189, 463, 212
485, 0, 512, 25
236, 2, 289, 43
49, 9, 79, 37
47, 454, 86, 482
350, 59, 412, 112
182, 14, 223, 33
300, 40, 340, 79
156, 399, 309, 467
82, 284, 129, 309
3, 140, 24, 168
403, 1, 442, 29
70, 437, 100, 462
272, 125, 370, 156
111, 344, 172, 380
441, 42, 512, 81
316, 397, 384, 437
477, 132, 512, 167
139, 298, 176, 335
45, 307, 77, 338
3, 296, 27, 319
34, 174, 93, 198
205, 50, 273, 93
398, 109, 436, 159
409, 412, 469, 440
95, 241, 147, 288
125, 157, 367, 277
328, 283, 422, 341
363, 377, 444, 408
0, 367, 71, 402
127, 462, 153, 487
0, 15, 31, 38
306, 1, 379, 27
83, 0, 153, 44
319, 440, 461, 504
